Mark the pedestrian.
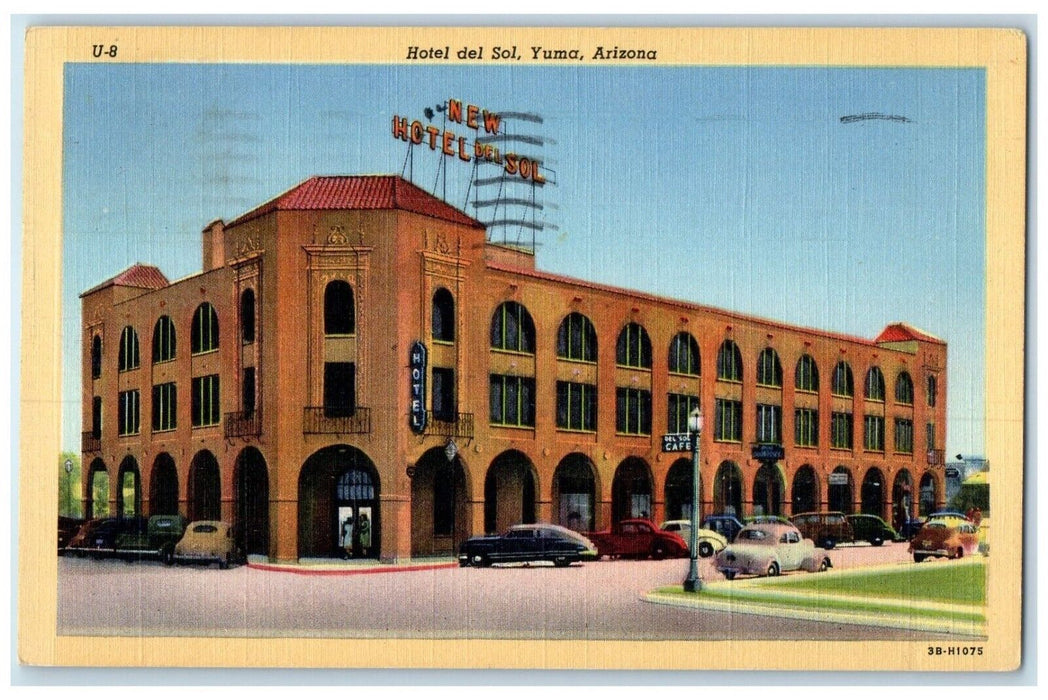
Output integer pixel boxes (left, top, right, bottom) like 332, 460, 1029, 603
341, 515, 354, 559
358, 512, 371, 556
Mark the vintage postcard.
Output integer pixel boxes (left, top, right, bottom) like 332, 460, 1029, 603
18, 25, 1026, 671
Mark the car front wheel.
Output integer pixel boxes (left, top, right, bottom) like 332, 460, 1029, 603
871, 537, 884, 547
766, 561, 780, 577
651, 543, 668, 560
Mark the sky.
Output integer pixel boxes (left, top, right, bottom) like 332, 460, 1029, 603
61, 62, 986, 458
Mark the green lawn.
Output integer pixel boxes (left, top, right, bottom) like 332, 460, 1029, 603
756, 559, 985, 605
651, 560, 986, 631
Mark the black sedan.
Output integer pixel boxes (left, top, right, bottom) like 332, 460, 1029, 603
459, 524, 598, 568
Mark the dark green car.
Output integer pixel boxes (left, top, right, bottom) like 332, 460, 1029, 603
114, 514, 188, 564
845, 514, 900, 546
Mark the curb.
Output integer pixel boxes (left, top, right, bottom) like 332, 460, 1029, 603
247, 561, 459, 576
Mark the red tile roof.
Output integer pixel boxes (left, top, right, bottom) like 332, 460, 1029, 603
81, 264, 170, 297
228, 175, 484, 228
875, 323, 945, 345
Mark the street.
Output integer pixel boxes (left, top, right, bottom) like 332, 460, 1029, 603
57, 541, 962, 640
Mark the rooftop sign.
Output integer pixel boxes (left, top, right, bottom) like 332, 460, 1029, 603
392, 98, 546, 183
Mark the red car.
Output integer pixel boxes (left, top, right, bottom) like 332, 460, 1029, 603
586, 518, 689, 560
909, 519, 980, 562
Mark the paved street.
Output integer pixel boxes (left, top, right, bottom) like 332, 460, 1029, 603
57, 541, 961, 640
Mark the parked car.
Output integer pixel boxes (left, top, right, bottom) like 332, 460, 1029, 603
845, 513, 900, 546
458, 523, 597, 567
744, 514, 792, 526
909, 519, 981, 562
790, 511, 854, 549
65, 516, 148, 558
715, 521, 832, 580
114, 514, 188, 564
173, 521, 239, 569
926, 511, 973, 527
660, 520, 728, 558
57, 516, 85, 553
701, 514, 745, 543
586, 518, 689, 560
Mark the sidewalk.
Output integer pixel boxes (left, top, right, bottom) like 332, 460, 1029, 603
246, 555, 459, 576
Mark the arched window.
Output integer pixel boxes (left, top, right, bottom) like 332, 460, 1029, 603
832, 361, 854, 397
668, 332, 700, 375
926, 375, 938, 407
616, 323, 652, 369
240, 289, 256, 344
795, 354, 819, 392
191, 303, 220, 354
716, 340, 743, 382
337, 467, 375, 501
91, 335, 103, 379
118, 326, 140, 372
895, 371, 914, 405
865, 366, 886, 401
756, 347, 782, 387
490, 301, 535, 353
324, 280, 355, 335
557, 313, 597, 362
432, 288, 455, 342
152, 316, 176, 363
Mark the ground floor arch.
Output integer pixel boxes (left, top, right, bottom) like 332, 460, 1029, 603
919, 472, 938, 516
552, 453, 598, 532
791, 464, 820, 515
116, 456, 141, 517
861, 467, 886, 517
664, 458, 704, 522
234, 447, 270, 557
86, 458, 109, 519
188, 450, 222, 522
752, 462, 785, 516
828, 466, 854, 513
484, 450, 537, 534
713, 461, 743, 516
149, 453, 179, 516
611, 457, 652, 524
412, 446, 471, 556
299, 445, 380, 559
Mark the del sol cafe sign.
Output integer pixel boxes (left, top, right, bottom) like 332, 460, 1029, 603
409, 341, 428, 434
391, 98, 546, 183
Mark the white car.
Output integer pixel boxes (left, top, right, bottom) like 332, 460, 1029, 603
660, 520, 728, 558
715, 522, 832, 580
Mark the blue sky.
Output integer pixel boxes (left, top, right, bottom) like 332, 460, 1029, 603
62, 63, 986, 457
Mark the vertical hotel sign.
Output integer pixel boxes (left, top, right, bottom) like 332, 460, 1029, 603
409, 341, 428, 434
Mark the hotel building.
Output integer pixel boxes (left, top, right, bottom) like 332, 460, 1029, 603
80, 175, 948, 562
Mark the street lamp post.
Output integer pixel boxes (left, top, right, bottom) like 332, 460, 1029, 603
683, 407, 704, 593
63, 458, 74, 517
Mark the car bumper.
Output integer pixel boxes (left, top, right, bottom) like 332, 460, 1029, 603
911, 547, 950, 557
173, 552, 224, 564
